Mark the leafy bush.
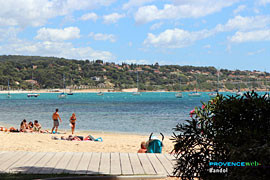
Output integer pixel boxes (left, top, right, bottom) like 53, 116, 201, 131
172, 91, 270, 180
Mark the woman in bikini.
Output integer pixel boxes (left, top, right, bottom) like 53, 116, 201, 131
70, 113, 77, 134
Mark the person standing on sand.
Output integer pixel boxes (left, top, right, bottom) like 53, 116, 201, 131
70, 113, 77, 134
51, 109, 62, 134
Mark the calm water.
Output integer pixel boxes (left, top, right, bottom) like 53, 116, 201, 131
0, 92, 265, 135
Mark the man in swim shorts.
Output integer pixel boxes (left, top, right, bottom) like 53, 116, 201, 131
51, 108, 62, 134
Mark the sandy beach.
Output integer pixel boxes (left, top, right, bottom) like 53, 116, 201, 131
0, 130, 174, 153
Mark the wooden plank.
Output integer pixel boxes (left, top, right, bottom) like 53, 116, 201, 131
64, 152, 83, 174
75, 152, 92, 174
128, 153, 144, 175
119, 153, 133, 175
0, 152, 27, 172
110, 152, 121, 175
52, 152, 73, 174
0, 152, 17, 165
155, 154, 174, 176
39, 152, 65, 174
99, 152, 110, 175
14, 152, 47, 174
138, 153, 156, 175
27, 152, 55, 174
147, 153, 168, 175
5, 152, 37, 173
87, 152, 101, 174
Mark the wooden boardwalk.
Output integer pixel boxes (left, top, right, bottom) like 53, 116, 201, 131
0, 151, 176, 176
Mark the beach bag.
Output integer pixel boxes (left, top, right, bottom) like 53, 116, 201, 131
146, 133, 164, 153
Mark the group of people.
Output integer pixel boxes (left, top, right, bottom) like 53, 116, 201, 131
0, 108, 77, 134
20, 119, 43, 133
51, 108, 77, 134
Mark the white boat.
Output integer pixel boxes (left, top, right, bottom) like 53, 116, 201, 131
208, 92, 217, 97
58, 74, 67, 99
236, 91, 243, 96
27, 72, 40, 98
175, 78, 183, 98
7, 79, 11, 98
97, 92, 104, 96
188, 92, 201, 97
27, 93, 40, 98
208, 69, 219, 97
175, 92, 183, 98
58, 92, 66, 99
189, 76, 201, 97
132, 71, 141, 96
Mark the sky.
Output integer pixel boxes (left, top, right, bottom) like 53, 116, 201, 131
0, 0, 270, 71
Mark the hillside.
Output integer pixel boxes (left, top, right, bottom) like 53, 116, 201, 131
0, 55, 269, 91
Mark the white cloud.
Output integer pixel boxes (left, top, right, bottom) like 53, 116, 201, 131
233, 5, 246, 14
134, 0, 239, 24
89, 32, 116, 42
0, 0, 115, 27
229, 30, 270, 43
247, 48, 265, 56
215, 15, 270, 32
258, 0, 270, 5
122, 59, 149, 64
103, 13, 125, 24
143, 28, 213, 48
35, 27, 80, 41
0, 40, 114, 60
150, 22, 163, 30
203, 44, 211, 49
80, 13, 98, 21
122, 0, 155, 10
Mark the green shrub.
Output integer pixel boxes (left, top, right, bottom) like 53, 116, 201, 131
172, 91, 270, 180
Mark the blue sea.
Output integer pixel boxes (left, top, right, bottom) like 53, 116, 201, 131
0, 92, 266, 135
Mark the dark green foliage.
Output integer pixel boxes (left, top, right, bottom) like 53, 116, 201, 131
172, 91, 270, 180
0, 55, 268, 91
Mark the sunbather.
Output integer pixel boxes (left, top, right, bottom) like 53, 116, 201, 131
33, 120, 42, 132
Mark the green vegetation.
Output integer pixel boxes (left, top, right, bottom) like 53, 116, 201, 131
0, 55, 269, 91
171, 92, 270, 179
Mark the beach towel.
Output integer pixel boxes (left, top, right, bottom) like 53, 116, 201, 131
84, 135, 103, 142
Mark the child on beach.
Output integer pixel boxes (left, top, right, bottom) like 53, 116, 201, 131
138, 141, 147, 153
69, 113, 77, 134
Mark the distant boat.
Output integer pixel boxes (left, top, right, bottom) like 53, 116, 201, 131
58, 92, 67, 99
97, 92, 104, 96
133, 71, 141, 96
236, 89, 243, 96
7, 79, 11, 98
189, 76, 201, 97
58, 74, 67, 99
208, 70, 219, 97
175, 78, 183, 98
67, 89, 73, 95
27, 72, 40, 98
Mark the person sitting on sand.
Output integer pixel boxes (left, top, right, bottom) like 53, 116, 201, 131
33, 120, 42, 132
20, 119, 27, 132
70, 113, 77, 134
27, 121, 34, 131
138, 141, 147, 153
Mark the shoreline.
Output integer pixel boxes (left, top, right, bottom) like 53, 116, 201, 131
0, 89, 268, 94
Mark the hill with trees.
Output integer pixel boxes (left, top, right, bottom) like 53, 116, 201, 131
0, 55, 269, 91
